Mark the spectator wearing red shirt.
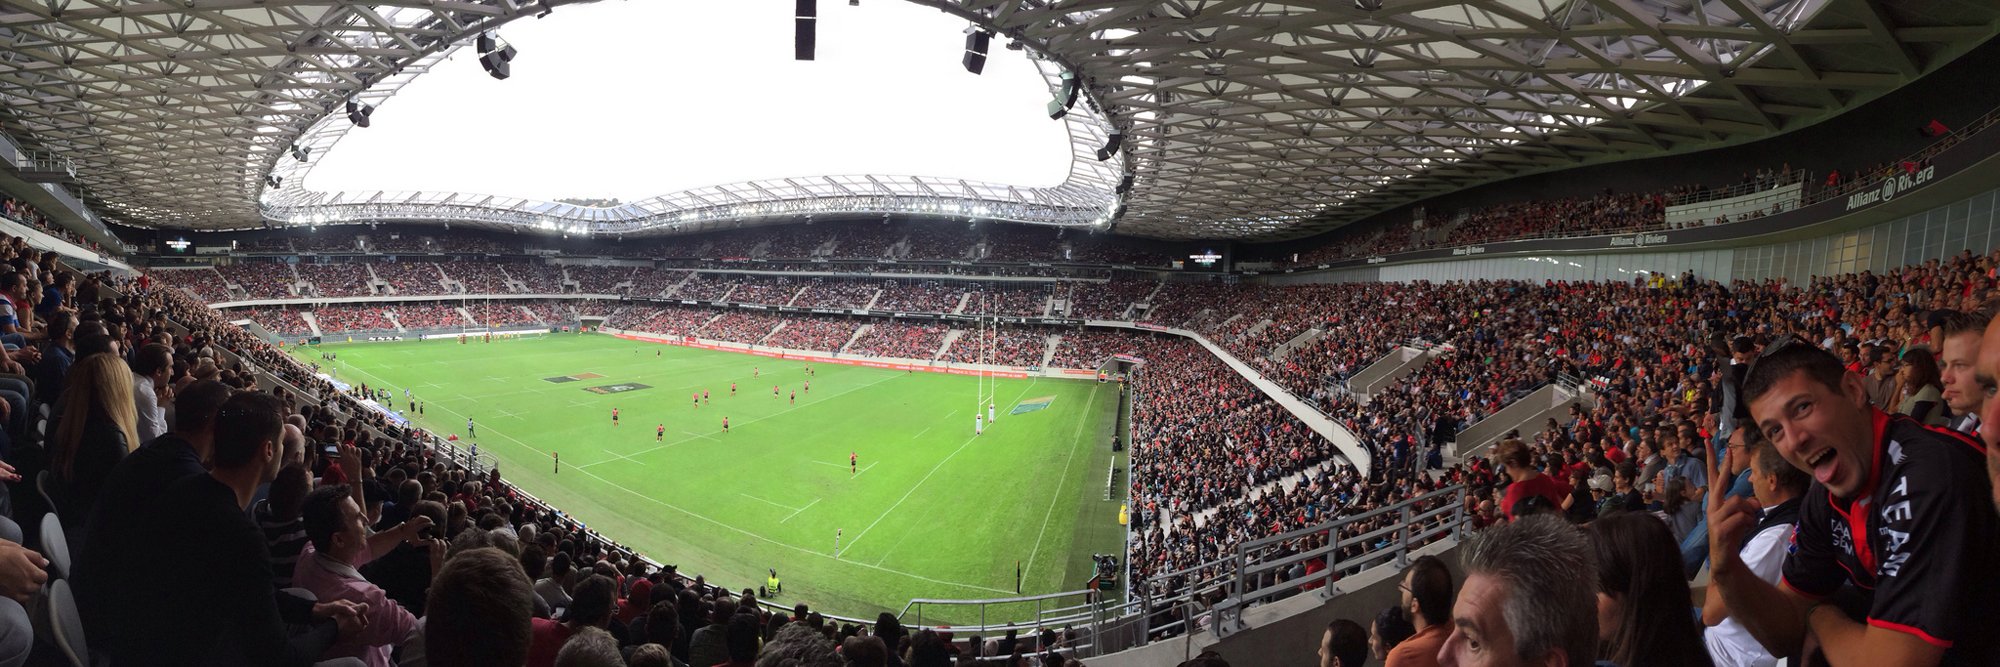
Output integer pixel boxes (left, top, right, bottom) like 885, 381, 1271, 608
1493, 438, 1570, 520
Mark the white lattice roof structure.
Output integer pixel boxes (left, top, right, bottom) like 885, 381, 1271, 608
2, 0, 1996, 240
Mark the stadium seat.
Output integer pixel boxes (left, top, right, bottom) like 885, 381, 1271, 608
33, 472, 53, 519
45, 579, 87, 667
37, 515, 69, 580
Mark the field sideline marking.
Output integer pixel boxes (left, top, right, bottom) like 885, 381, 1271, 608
594, 371, 904, 465
847, 380, 1039, 560
332, 360, 1014, 595
1019, 386, 1101, 585
780, 498, 820, 523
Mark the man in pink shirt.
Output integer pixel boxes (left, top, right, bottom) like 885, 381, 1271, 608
293, 485, 444, 667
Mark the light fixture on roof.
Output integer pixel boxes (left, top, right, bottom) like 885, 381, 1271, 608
289, 144, 311, 162
1048, 71, 1079, 119
477, 31, 519, 80
795, 0, 817, 61
962, 28, 991, 75
346, 100, 373, 128
1096, 132, 1124, 161
265, 175, 282, 188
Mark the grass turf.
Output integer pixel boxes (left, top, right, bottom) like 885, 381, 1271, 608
294, 333, 1126, 620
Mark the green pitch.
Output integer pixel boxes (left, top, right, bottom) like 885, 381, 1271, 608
293, 333, 1126, 620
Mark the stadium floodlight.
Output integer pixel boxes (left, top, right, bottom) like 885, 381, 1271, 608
1095, 132, 1124, 161
477, 31, 519, 80
345, 100, 373, 128
265, 175, 283, 188
1115, 174, 1134, 194
795, 0, 817, 61
289, 144, 311, 162
1048, 72, 1078, 120
962, 29, 991, 75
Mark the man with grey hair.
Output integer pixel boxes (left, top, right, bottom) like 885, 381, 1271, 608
1439, 514, 1597, 667
756, 623, 841, 667
553, 626, 624, 667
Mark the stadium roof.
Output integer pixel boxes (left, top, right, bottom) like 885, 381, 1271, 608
1, 0, 1996, 240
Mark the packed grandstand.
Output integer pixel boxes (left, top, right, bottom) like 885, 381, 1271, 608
0, 2, 1998, 666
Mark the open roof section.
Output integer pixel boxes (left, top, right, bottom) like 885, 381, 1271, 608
1, 0, 1996, 239
286, 1, 1078, 222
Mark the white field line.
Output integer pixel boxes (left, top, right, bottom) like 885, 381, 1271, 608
846, 380, 1038, 558
1020, 387, 1100, 584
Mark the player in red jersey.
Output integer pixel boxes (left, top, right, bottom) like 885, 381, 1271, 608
692, 392, 699, 409
702, 389, 710, 404
789, 391, 795, 406
722, 416, 730, 433
773, 385, 779, 398
730, 382, 737, 396
804, 380, 810, 394
611, 407, 619, 426
656, 423, 665, 442
850, 451, 857, 476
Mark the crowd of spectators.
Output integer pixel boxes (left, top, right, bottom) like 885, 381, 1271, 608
830, 227, 896, 259
217, 261, 299, 299
968, 284, 1053, 317
563, 265, 635, 294
154, 267, 233, 302
625, 268, 691, 298
243, 306, 313, 336
505, 263, 565, 294
1047, 328, 1142, 368
845, 320, 950, 360
432, 235, 520, 254
699, 311, 786, 345
898, 225, 975, 261
979, 226, 1059, 262
524, 301, 577, 326
365, 234, 433, 254
293, 231, 362, 253
759, 227, 834, 258
467, 301, 537, 327
0, 196, 97, 249
392, 303, 472, 330
942, 325, 1049, 367
726, 276, 803, 306
439, 260, 511, 294
606, 305, 715, 336
371, 261, 448, 296
1064, 280, 1155, 319
668, 273, 738, 301
765, 318, 863, 352
236, 236, 294, 253
310, 304, 398, 334
790, 280, 879, 309
871, 280, 966, 313
298, 262, 377, 298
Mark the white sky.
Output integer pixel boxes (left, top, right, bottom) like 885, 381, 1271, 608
303, 0, 1075, 202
